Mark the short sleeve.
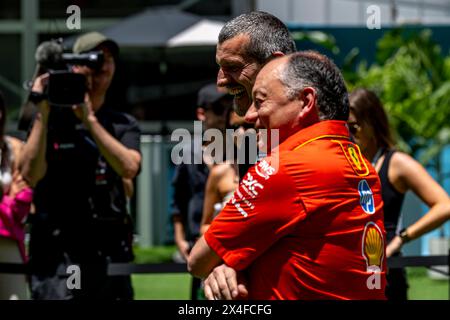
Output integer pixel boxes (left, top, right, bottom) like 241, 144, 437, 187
115, 114, 141, 152
204, 157, 307, 270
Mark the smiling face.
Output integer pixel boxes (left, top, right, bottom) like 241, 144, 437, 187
216, 34, 262, 117
251, 57, 303, 147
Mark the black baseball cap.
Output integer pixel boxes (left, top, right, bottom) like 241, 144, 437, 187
197, 83, 229, 109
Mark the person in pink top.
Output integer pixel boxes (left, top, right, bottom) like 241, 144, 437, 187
0, 91, 33, 299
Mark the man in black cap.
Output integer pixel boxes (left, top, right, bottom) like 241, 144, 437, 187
20, 32, 141, 300
171, 83, 231, 299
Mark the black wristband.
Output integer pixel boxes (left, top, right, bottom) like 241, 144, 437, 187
28, 91, 46, 105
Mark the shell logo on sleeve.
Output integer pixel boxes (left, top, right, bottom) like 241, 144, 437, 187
362, 222, 385, 272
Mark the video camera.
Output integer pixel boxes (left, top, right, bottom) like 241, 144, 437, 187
32, 38, 104, 106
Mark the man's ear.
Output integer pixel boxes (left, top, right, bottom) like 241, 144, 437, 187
271, 51, 285, 58
298, 87, 318, 119
265, 52, 285, 64
196, 108, 206, 121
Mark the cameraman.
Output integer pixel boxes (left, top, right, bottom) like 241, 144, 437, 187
20, 32, 141, 300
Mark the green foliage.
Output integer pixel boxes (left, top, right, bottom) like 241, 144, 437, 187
348, 29, 450, 165
291, 31, 340, 55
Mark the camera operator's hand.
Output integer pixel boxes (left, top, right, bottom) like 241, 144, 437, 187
31, 73, 48, 94
30, 73, 50, 120
71, 65, 98, 124
72, 93, 95, 125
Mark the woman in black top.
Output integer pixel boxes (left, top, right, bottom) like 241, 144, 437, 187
348, 88, 450, 300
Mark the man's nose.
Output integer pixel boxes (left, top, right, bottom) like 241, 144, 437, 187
217, 68, 228, 88
244, 102, 258, 124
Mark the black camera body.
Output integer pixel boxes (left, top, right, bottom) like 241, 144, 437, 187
46, 71, 86, 107
35, 39, 104, 106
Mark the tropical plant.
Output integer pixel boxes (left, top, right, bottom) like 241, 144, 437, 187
347, 29, 450, 168
291, 30, 340, 55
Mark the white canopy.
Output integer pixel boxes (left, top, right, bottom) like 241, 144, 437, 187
167, 19, 224, 47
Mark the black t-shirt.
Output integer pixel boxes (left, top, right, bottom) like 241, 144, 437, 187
30, 106, 140, 261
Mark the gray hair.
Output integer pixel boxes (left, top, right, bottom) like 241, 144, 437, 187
278, 51, 349, 121
218, 11, 296, 64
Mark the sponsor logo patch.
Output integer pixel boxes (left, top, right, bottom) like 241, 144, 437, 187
362, 222, 384, 271
334, 141, 370, 176
362, 222, 385, 289
255, 160, 276, 180
358, 179, 375, 214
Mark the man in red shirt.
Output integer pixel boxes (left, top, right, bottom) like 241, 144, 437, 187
188, 51, 386, 300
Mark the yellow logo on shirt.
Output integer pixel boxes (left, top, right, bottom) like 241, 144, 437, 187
333, 141, 370, 177
348, 146, 362, 170
362, 222, 384, 272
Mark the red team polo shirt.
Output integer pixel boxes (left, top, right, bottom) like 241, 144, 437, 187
204, 120, 386, 300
